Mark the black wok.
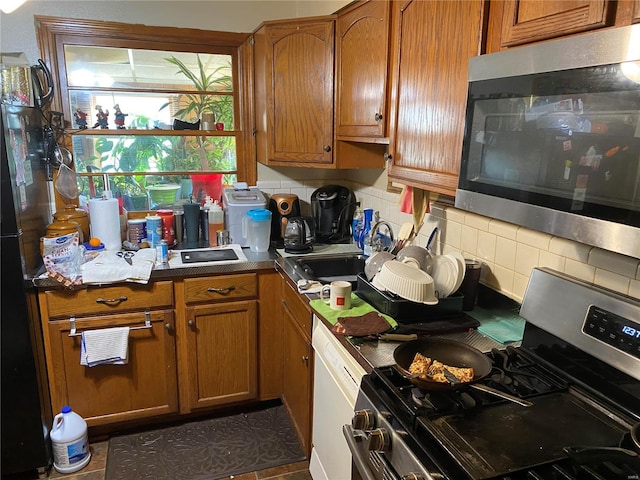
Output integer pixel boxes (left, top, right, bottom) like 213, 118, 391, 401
393, 338, 533, 406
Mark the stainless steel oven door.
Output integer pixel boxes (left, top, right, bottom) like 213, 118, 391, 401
343, 424, 398, 480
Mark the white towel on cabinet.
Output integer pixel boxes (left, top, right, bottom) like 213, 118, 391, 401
80, 326, 130, 367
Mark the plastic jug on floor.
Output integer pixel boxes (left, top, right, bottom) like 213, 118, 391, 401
50, 406, 91, 473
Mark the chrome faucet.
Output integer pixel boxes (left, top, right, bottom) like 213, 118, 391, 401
365, 220, 395, 254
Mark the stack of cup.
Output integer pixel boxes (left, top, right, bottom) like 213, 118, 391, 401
127, 219, 146, 244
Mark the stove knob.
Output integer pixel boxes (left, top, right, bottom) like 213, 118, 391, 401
352, 409, 375, 430
367, 428, 390, 452
401, 474, 426, 480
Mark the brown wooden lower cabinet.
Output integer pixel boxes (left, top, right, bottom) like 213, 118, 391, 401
37, 270, 291, 431
183, 300, 258, 409
44, 309, 178, 426
280, 277, 313, 457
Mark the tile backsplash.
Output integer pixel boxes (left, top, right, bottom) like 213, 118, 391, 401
257, 177, 640, 303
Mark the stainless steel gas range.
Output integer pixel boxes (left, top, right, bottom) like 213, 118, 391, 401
344, 268, 640, 480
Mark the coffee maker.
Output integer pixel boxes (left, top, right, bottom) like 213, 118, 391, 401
311, 185, 356, 244
268, 193, 301, 247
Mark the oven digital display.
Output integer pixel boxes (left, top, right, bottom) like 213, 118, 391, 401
583, 305, 640, 359
621, 325, 640, 339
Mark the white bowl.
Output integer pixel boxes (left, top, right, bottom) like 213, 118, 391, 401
375, 260, 438, 305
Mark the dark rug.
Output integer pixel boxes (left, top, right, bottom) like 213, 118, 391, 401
105, 405, 306, 480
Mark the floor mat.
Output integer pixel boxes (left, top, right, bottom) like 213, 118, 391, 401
105, 405, 306, 480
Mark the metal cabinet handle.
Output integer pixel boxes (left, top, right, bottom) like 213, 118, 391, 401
164, 323, 172, 333
374, 112, 383, 122
188, 320, 195, 328
96, 296, 128, 305
383, 153, 392, 162
323, 145, 331, 152
207, 285, 236, 295
302, 355, 309, 365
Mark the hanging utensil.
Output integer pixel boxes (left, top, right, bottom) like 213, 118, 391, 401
392, 222, 414, 254
426, 226, 438, 251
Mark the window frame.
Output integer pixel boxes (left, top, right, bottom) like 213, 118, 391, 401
35, 15, 256, 201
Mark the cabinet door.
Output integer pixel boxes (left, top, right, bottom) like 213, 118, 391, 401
257, 19, 335, 166
185, 300, 258, 409
281, 300, 313, 457
335, 0, 391, 139
494, 0, 615, 50
46, 310, 178, 426
387, 0, 485, 196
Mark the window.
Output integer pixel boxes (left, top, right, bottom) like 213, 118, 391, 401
36, 16, 254, 210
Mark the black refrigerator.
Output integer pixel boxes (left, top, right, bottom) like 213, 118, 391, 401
1, 104, 54, 475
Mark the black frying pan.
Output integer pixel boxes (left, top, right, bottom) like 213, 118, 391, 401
393, 338, 492, 391
393, 338, 533, 406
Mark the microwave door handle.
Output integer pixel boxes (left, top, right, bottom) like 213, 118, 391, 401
342, 424, 378, 480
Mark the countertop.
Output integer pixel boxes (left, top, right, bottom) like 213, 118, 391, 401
274, 254, 523, 371
32, 246, 279, 289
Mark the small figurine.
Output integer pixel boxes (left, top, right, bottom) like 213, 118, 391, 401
113, 104, 128, 130
73, 107, 88, 129
93, 105, 109, 129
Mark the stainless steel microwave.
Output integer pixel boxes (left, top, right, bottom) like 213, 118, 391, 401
456, 25, 640, 260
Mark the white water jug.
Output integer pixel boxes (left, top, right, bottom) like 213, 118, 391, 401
50, 406, 91, 473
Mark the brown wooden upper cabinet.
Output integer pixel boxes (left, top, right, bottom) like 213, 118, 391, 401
253, 17, 336, 167
253, 8, 387, 169
386, 0, 487, 197
335, 0, 392, 141
487, 1, 638, 52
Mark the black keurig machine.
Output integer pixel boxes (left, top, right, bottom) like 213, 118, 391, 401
311, 185, 356, 243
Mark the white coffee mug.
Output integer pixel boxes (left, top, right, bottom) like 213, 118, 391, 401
320, 280, 352, 310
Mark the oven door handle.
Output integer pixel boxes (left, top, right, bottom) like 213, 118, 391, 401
342, 424, 378, 480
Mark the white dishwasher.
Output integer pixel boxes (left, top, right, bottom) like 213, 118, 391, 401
309, 315, 366, 480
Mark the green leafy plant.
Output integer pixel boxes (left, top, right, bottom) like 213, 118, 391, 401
160, 55, 233, 123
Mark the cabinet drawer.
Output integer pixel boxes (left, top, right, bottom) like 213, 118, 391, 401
43, 281, 174, 318
282, 278, 312, 338
184, 273, 257, 304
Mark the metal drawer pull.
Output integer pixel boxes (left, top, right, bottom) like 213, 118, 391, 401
207, 285, 236, 295
95, 295, 128, 305
68, 311, 153, 337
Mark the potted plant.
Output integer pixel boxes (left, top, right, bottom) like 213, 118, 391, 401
160, 55, 231, 128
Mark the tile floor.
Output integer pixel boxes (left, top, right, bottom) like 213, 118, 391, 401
9, 441, 311, 480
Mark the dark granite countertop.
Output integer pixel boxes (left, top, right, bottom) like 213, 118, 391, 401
32, 247, 279, 289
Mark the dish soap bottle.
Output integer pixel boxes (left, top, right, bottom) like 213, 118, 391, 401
352, 202, 363, 243
358, 208, 374, 252
208, 201, 224, 247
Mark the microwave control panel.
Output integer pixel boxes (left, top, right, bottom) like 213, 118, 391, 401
583, 305, 640, 359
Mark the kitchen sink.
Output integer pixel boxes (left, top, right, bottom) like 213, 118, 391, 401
290, 253, 366, 287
